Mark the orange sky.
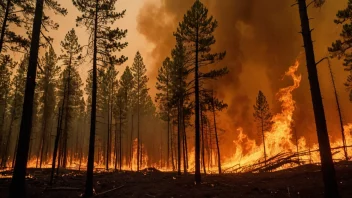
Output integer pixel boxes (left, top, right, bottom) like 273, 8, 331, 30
47, 0, 156, 87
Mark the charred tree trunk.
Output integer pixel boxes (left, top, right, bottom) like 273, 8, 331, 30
114, 122, 117, 170
171, 124, 175, 171
130, 114, 133, 170
12, 134, 19, 168
137, 75, 140, 171
50, 107, 63, 185
194, 6, 201, 184
106, 93, 111, 171
327, 59, 348, 161
183, 114, 188, 170
177, 103, 181, 175
119, 100, 122, 171
84, 1, 98, 196
297, 1, 339, 197
0, 0, 11, 53
1, 84, 18, 167
200, 108, 206, 175
9, 0, 44, 197
211, 92, 221, 174
261, 119, 267, 166
62, 65, 72, 169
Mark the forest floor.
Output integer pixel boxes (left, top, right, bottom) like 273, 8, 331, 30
0, 162, 352, 198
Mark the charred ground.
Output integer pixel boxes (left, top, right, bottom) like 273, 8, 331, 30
1, 161, 352, 198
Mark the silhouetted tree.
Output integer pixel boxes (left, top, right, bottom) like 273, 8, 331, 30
37, 47, 60, 168
0, 55, 15, 166
0, 0, 30, 53
156, 57, 172, 169
174, 0, 226, 183
10, 1, 66, 197
130, 51, 149, 171
253, 90, 272, 166
296, 0, 339, 197
73, 0, 127, 195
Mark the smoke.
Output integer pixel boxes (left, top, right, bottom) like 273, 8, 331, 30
137, 0, 352, 149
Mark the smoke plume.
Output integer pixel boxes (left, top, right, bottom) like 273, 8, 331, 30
137, 0, 352, 153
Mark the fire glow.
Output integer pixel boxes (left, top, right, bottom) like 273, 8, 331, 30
15, 61, 351, 173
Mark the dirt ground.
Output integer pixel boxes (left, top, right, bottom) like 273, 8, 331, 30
1, 162, 351, 198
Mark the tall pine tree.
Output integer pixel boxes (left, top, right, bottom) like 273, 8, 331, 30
73, 0, 127, 195
174, 0, 226, 183
130, 51, 149, 171
253, 91, 272, 166
10, 1, 66, 197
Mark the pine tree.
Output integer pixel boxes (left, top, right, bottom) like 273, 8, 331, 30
36, 47, 60, 168
4, 56, 28, 167
329, 0, 352, 102
253, 91, 272, 166
0, 0, 30, 53
156, 57, 172, 168
102, 62, 118, 170
130, 51, 149, 171
58, 28, 82, 169
174, 0, 226, 183
10, 1, 66, 197
0, 55, 15, 166
119, 66, 134, 167
296, 0, 339, 197
73, 0, 127, 194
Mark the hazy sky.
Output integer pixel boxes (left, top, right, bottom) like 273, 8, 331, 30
48, 0, 156, 86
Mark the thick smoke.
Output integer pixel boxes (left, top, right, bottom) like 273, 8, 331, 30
137, 0, 352, 153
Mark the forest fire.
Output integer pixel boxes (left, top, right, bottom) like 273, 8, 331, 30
2, 0, 352, 197
13, 61, 350, 175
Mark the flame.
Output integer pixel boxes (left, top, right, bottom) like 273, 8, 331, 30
3, 61, 352, 174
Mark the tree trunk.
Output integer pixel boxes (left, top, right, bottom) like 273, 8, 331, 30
1, 84, 18, 167
183, 114, 188, 171
106, 90, 111, 171
261, 120, 266, 166
177, 103, 181, 175
327, 59, 348, 161
62, 65, 72, 169
211, 92, 221, 174
130, 114, 133, 170
200, 111, 206, 175
0, 0, 11, 53
171, 124, 175, 171
297, 1, 339, 197
137, 72, 140, 171
84, 1, 98, 196
194, 5, 201, 184
50, 107, 63, 185
119, 99, 122, 171
9, 0, 44, 197
12, 134, 19, 168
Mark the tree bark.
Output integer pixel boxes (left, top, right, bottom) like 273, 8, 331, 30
84, 0, 98, 196
211, 92, 221, 174
9, 0, 44, 197
327, 59, 348, 161
50, 107, 63, 185
200, 109, 206, 175
194, 3, 201, 184
177, 103, 181, 175
297, 1, 340, 197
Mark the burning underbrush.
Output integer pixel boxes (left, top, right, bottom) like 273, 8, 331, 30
2, 61, 351, 175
